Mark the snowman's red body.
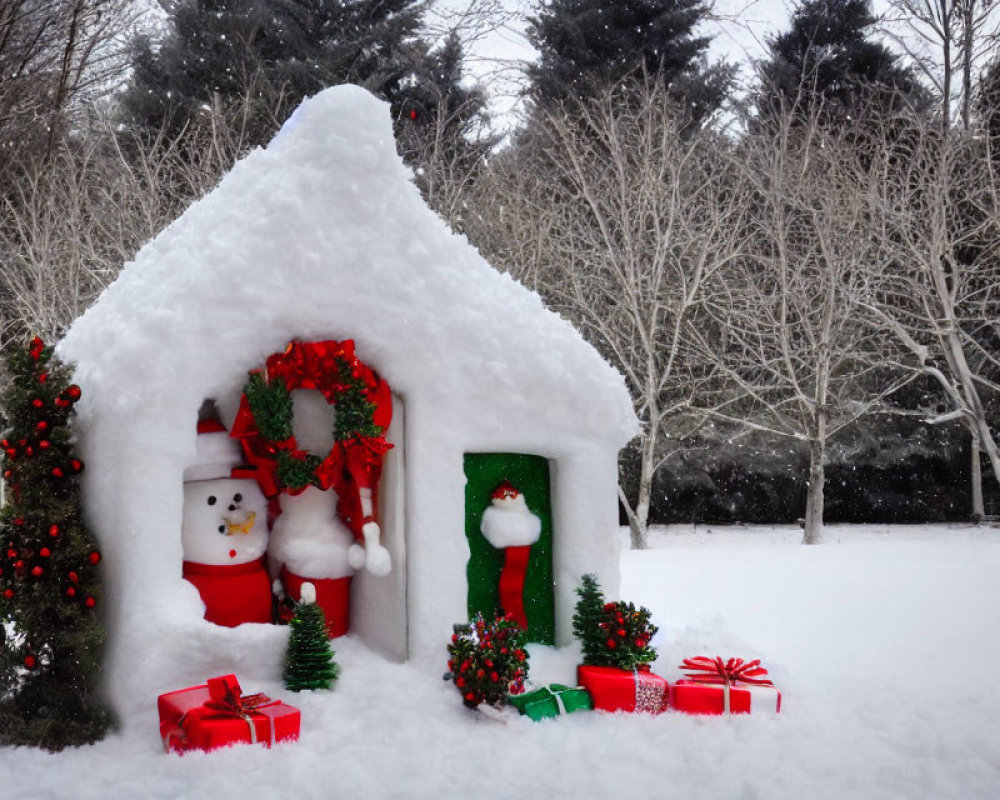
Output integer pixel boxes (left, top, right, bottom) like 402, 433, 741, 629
182, 558, 272, 627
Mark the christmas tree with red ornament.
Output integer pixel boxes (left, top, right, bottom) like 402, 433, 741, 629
0, 337, 113, 749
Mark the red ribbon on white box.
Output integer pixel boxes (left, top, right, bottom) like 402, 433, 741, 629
680, 656, 779, 715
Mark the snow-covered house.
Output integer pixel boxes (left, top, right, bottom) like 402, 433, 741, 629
58, 86, 637, 722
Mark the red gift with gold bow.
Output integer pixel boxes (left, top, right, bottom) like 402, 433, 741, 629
671, 656, 782, 715
158, 675, 300, 753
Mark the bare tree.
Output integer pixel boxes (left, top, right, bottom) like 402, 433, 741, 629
858, 115, 1000, 517
468, 82, 750, 549
0, 0, 136, 171
0, 100, 253, 345
882, 0, 1000, 129
698, 112, 910, 544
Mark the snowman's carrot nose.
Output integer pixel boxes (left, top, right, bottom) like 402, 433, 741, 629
226, 511, 257, 536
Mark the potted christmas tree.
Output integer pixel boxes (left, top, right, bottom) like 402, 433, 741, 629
0, 337, 114, 749
572, 574, 668, 714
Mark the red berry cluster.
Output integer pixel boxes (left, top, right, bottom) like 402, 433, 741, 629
445, 612, 529, 709
597, 600, 659, 670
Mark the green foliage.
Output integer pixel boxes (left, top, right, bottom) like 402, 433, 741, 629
276, 451, 322, 492
120, 0, 427, 147
526, 0, 733, 124
573, 574, 609, 665
332, 357, 381, 441
0, 337, 114, 749
283, 599, 339, 692
245, 371, 293, 442
573, 574, 658, 671
756, 0, 925, 125
444, 613, 529, 709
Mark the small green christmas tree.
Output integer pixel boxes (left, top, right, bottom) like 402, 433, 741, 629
573, 574, 659, 671
573, 574, 609, 665
283, 583, 339, 692
0, 337, 113, 750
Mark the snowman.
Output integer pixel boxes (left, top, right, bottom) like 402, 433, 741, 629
480, 481, 541, 631
181, 417, 272, 627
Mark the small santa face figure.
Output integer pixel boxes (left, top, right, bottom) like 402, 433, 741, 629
182, 478, 268, 566
480, 480, 541, 549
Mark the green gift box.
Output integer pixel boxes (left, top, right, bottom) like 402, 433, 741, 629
507, 684, 593, 721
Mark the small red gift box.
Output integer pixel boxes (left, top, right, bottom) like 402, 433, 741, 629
671, 657, 782, 715
158, 674, 300, 753
577, 664, 669, 714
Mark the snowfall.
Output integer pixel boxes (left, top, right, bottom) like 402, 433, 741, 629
0, 523, 997, 799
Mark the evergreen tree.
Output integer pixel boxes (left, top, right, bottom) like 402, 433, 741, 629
572, 574, 607, 665
756, 0, 925, 125
283, 584, 339, 692
394, 32, 496, 219
526, 0, 733, 122
0, 337, 113, 750
121, 0, 426, 146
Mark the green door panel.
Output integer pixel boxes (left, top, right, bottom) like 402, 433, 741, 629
464, 452, 555, 645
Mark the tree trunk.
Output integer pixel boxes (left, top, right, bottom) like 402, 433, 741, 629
629, 432, 656, 550
803, 419, 827, 545
971, 428, 984, 521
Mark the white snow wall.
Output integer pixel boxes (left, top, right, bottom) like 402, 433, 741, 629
59, 85, 637, 724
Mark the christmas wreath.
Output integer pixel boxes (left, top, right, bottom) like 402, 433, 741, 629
230, 340, 392, 503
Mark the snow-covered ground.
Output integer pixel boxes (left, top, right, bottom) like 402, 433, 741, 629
4, 523, 999, 800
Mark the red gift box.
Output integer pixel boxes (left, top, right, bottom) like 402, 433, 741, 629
576, 664, 669, 714
158, 674, 300, 753
671, 656, 782, 715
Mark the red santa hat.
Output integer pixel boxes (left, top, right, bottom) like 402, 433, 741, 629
491, 481, 521, 501
183, 417, 244, 482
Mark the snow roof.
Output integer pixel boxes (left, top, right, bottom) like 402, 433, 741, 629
59, 85, 637, 454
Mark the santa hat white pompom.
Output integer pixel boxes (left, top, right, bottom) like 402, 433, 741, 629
183, 418, 242, 482
300, 582, 317, 604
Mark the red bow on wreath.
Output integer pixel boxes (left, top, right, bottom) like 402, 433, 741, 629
679, 656, 774, 687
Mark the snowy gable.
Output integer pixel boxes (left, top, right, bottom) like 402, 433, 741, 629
58, 85, 637, 722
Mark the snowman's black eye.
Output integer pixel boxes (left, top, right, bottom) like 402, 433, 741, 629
233, 493, 242, 503
218, 525, 226, 534
207, 496, 217, 506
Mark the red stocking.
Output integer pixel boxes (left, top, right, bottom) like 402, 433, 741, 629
498, 545, 533, 631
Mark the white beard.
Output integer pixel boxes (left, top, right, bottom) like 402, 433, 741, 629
480, 496, 541, 549
269, 485, 356, 579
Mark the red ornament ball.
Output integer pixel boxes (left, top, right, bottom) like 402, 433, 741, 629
87, 551, 101, 565
39, 440, 50, 450
66, 586, 77, 598
3, 588, 13, 599
66, 385, 81, 401
38, 372, 48, 384
49, 524, 60, 538
13, 517, 24, 526
71, 459, 83, 472
40, 547, 51, 558
31, 398, 43, 408
68, 571, 79, 584
616, 628, 626, 637
606, 638, 617, 649
84, 596, 96, 609
51, 467, 64, 478
6, 548, 16, 559
30, 565, 43, 577
36, 421, 48, 432
23, 655, 36, 669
